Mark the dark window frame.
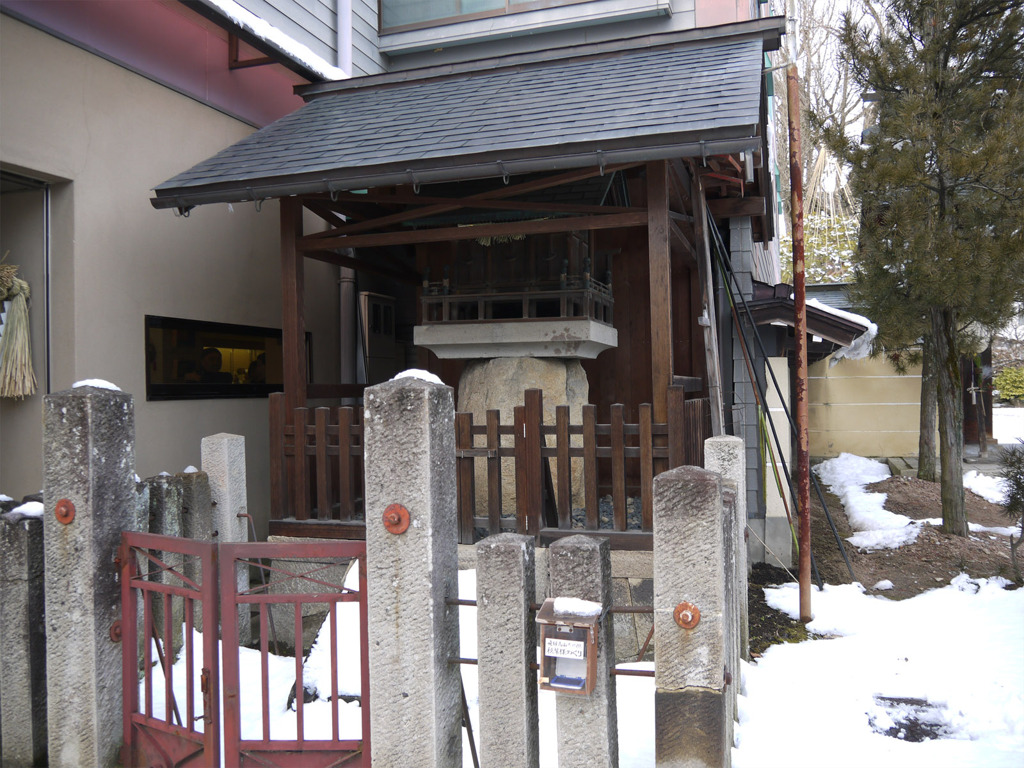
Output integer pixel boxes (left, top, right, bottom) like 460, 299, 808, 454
144, 315, 310, 401
379, 0, 596, 34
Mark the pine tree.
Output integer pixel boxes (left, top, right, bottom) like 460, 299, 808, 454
820, 0, 1024, 535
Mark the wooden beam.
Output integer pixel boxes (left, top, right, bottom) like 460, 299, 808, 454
669, 220, 697, 267
298, 211, 648, 251
330, 192, 643, 217
304, 248, 420, 284
281, 197, 307, 411
647, 160, 673, 425
707, 196, 766, 218
302, 198, 348, 228
303, 163, 644, 241
692, 170, 725, 436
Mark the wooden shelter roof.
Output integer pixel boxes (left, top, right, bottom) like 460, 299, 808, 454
151, 21, 784, 212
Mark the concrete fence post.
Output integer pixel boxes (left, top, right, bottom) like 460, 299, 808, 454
704, 435, 748, 663
363, 378, 462, 768
143, 474, 185, 656
201, 433, 250, 645
548, 535, 618, 768
0, 514, 48, 766
42, 385, 138, 768
176, 470, 213, 631
653, 466, 732, 768
476, 533, 539, 768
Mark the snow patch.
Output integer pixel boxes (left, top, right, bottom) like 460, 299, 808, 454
73, 378, 121, 391
183, 465, 200, 474
2, 501, 44, 521
392, 369, 444, 385
872, 579, 894, 591
963, 469, 1009, 505
814, 454, 920, 550
553, 597, 603, 617
202, 0, 348, 81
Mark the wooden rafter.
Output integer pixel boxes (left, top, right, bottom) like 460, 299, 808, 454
297, 211, 648, 252
301, 163, 644, 241
707, 197, 766, 218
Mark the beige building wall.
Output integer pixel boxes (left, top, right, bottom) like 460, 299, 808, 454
809, 355, 923, 459
0, 17, 339, 537
763, 357, 793, 567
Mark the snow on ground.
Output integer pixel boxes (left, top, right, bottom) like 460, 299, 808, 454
814, 453, 1020, 550
814, 453, 920, 550
735, 453, 1024, 767
735, 575, 1024, 768
964, 469, 1010, 505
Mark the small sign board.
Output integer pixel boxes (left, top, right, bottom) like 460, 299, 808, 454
535, 597, 601, 696
545, 637, 586, 659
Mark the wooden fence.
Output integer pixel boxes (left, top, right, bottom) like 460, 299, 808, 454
268, 386, 712, 548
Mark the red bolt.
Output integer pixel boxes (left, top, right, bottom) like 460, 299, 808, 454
674, 602, 701, 629
382, 503, 410, 535
110, 620, 122, 643
55, 498, 76, 525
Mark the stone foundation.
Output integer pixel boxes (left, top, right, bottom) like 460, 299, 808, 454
458, 357, 589, 512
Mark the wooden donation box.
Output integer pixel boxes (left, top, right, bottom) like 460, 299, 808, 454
536, 596, 603, 696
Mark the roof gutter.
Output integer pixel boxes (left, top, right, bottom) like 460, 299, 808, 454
151, 136, 760, 211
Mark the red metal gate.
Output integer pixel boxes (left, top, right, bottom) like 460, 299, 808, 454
120, 533, 370, 768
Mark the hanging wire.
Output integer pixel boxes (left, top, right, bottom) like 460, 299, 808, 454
707, 210, 856, 585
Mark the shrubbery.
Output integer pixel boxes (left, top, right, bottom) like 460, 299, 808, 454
994, 366, 1024, 403
1000, 439, 1024, 584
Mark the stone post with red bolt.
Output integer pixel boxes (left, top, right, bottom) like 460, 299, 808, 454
42, 385, 139, 768
653, 463, 739, 768
363, 376, 462, 768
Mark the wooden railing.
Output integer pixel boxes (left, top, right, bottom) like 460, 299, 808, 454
455, 388, 710, 549
420, 279, 614, 326
268, 386, 712, 548
269, 394, 366, 539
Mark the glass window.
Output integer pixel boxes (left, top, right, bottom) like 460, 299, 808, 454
381, 0, 582, 32
145, 315, 308, 401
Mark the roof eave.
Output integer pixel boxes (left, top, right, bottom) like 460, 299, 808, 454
151, 132, 761, 211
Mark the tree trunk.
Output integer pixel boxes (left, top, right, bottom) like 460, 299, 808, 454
918, 333, 938, 482
931, 307, 967, 536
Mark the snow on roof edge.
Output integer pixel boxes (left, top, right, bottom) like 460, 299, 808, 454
203, 0, 349, 82
806, 299, 878, 365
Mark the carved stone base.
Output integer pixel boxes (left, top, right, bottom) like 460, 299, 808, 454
458, 358, 589, 515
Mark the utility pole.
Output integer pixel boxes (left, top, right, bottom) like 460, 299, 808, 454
787, 63, 812, 623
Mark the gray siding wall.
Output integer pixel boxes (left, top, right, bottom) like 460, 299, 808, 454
383, 0, 693, 69
727, 218, 766, 522
353, 0, 387, 75
235, 0, 339, 66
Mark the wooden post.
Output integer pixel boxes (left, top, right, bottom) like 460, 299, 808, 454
647, 160, 673, 424
693, 174, 725, 436
788, 64, 812, 623
456, 412, 476, 544
281, 196, 307, 412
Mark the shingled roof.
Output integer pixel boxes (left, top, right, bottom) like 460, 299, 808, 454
152, 33, 771, 210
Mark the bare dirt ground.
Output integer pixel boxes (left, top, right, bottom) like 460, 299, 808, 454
749, 474, 1019, 656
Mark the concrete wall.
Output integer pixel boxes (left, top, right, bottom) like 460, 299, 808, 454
0, 16, 339, 537
0, 187, 48, 501
809, 356, 924, 459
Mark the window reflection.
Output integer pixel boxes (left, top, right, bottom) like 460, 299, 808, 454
144, 315, 296, 400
